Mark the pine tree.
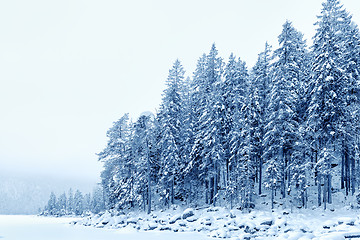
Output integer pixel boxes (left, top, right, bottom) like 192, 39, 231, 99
58, 192, 67, 216
67, 188, 74, 214
190, 44, 224, 206
307, 0, 355, 207
74, 190, 84, 215
264, 21, 309, 207
91, 186, 105, 214
180, 76, 196, 204
47, 192, 58, 215
98, 113, 130, 209
132, 113, 157, 213
250, 43, 272, 196
186, 54, 207, 205
157, 59, 185, 206
222, 53, 251, 208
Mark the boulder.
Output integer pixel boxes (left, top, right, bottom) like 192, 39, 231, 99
182, 208, 195, 219
169, 214, 181, 224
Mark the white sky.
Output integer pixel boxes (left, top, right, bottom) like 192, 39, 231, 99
0, 0, 359, 185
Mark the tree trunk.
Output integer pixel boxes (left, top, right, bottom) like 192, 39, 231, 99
318, 173, 321, 207
328, 174, 332, 204
351, 148, 356, 195
341, 139, 345, 189
323, 175, 327, 210
147, 144, 151, 214
271, 181, 274, 209
171, 175, 174, 205
259, 156, 263, 195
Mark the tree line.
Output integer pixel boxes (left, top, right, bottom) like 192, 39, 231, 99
41, 187, 105, 216
99, 0, 360, 213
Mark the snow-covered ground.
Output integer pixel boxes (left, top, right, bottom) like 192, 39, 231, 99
76, 206, 360, 240
3, 207, 360, 240
0, 215, 210, 240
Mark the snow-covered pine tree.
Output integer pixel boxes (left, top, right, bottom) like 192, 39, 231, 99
192, 44, 224, 206
58, 192, 67, 216
307, 0, 356, 207
67, 188, 74, 214
180, 76, 196, 204
222, 53, 252, 208
264, 21, 308, 207
73, 190, 84, 215
186, 54, 207, 205
83, 193, 91, 213
250, 43, 272, 196
98, 113, 131, 209
132, 113, 157, 214
91, 186, 106, 214
335, 4, 360, 196
47, 192, 58, 215
157, 59, 185, 207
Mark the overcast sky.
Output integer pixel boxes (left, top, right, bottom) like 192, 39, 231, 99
1, 0, 359, 185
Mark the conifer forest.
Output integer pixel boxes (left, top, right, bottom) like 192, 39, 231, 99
98, 0, 360, 214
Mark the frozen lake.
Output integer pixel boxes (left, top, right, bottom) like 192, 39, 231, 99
0, 215, 211, 240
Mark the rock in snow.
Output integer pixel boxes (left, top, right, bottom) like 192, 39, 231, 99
182, 208, 195, 219
169, 214, 181, 224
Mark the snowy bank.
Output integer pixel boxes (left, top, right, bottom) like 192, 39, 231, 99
74, 206, 360, 239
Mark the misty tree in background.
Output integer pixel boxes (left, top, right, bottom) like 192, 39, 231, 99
46, 192, 57, 215
67, 188, 74, 214
58, 192, 67, 215
91, 186, 106, 214
73, 190, 84, 215
83, 193, 91, 213
42, 187, 105, 216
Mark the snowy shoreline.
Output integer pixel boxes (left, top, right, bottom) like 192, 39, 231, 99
74, 206, 360, 240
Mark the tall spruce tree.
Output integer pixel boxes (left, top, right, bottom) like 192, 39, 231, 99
307, 0, 357, 208
191, 44, 224, 206
250, 43, 272, 196
264, 21, 308, 207
222, 53, 251, 208
98, 113, 130, 209
157, 59, 185, 206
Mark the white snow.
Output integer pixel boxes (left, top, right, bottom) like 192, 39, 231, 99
0, 215, 211, 240
75, 206, 360, 240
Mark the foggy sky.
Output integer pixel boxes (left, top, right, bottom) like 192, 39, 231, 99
0, 0, 359, 185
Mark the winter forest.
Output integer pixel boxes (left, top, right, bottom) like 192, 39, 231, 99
94, 0, 360, 216
42, 187, 105, 216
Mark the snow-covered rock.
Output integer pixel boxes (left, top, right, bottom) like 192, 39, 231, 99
182, 208, 195, 219
169, 214, 181, 224
76, 206, 360, 239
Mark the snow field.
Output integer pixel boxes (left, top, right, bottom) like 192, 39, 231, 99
0, 215, 210, 240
